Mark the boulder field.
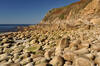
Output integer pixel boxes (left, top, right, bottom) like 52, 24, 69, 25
1, 24, 100, 66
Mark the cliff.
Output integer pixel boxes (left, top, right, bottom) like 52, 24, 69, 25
41, 0, 100, 26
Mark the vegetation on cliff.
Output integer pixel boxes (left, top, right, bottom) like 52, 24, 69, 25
41, 0, 100, 25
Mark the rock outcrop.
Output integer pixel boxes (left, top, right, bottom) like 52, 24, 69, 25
41, 0, 100, 26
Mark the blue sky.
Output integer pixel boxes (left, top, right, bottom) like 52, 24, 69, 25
0, 0, 80, 24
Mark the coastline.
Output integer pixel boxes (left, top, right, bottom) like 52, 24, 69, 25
0, 24, 33, 33
0, 32, 14, 36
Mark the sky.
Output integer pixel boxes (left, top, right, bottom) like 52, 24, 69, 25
0, 0, 80, 24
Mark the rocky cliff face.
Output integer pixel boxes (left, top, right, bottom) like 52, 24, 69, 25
41, 0, 100, 26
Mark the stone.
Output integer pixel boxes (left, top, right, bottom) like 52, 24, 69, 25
50, 56, 64, 66
91, 44, 100, 52
73, 57, 93, 66
78, 41, 90, 49
64, 48, 70, 52
94, 56, 100, 66
63, 51, 76, 61
69, 39, 81, 48
3, 48, 12, 54
35, 63, 47, 66
20, 57, 32, 65
70, 47, 77, 51
64, 61, 72, 66
0, 63, 20, 66
55, 37, 70, 56
7, 59, 13, 64
73, 48, 89, 55
0, 47, 3, 54
58, 37, 70, 49
0, 54, 9, 61
38, 35, 47, 42
96, 52, 100, 56
2, 38, 8, 43
30, 40, 36, 44
64, 64, 73, 66
13, 53, 20, 60
34, 57, 47, 65
0, 64, 8, 66
25, 62, 34, 66
9, 63, 21, 66
14, 58, 21, 63
13, 46, 24, 53
55, 48, 62, 56
26, 45, 40, 52
83, 53, 94, 60
44, 48, 55, 60
22, 52, 30, 58
2, 37, 14, 43
3, 43, 11, 48
90, 18, 100, 25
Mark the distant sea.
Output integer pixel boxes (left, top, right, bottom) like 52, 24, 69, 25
0, 24, 32, 32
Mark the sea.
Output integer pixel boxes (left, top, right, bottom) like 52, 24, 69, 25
0, 24, 32, 32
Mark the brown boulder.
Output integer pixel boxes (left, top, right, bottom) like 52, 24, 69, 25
63, 51, 76, 61
50, 56, 64, 66
94, 56, 100, 66
73, 57, 94, 66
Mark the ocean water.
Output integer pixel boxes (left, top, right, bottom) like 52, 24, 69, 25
0, 24, 32, 32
